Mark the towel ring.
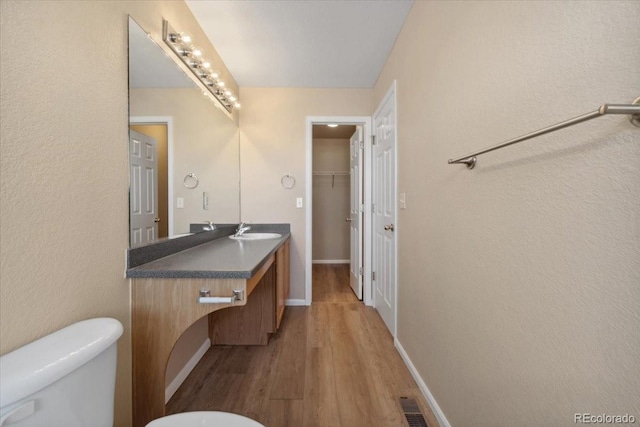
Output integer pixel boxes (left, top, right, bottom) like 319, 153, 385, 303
184, 173, 199, 189
281, 173, 295, 189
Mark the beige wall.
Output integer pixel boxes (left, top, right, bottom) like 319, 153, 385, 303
130, 88, 240, 234
312, 138, 350, 261
0, 2, 237, 426
239, 88, 372, 300
374, 1, 640, 426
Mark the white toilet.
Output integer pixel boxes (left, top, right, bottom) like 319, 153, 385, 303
0, 317, 263, 427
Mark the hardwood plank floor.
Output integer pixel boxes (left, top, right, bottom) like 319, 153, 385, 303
167, 264, 439, 426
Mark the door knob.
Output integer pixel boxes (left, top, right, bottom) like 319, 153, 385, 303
154, 218, 161, 223
346, 217, 352, 222
384, 224, 394, 231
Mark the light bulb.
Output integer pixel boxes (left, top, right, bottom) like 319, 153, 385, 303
234, 102, 241, 109
229, 96, 237, 102
202, 61, 211, 69
217, 81, 225, 88
170, 32, 192, 44
192, 48, 203, 57
327, 124, 338, 128
224, 90, 232, 96
209, 70, 220, 79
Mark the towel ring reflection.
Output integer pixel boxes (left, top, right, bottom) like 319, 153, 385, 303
184, 173, 199, 189
281, 173, 295, 189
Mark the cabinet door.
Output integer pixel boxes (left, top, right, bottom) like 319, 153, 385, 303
276, 239, 290, 329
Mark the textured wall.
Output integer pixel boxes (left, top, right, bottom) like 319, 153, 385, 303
0, 2, 237, 426
374, 1, 640, 426
239, 88, 372, 300
312, 138, 351, 261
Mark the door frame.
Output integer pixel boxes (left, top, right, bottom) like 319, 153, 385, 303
130, 116, 174, 237
372, 80, 399, 337
305, 116, 373, 306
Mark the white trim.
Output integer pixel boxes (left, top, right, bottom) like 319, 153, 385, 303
305, 116, 373, 307
130, 116, 175, 237
165, 338, 211, 404
394, 338, 451, 427
285, 299, 307, 306
312, 259, 350, 264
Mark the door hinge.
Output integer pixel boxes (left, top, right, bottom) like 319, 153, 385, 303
372, 203, 375, 213
359, 267, 363, 275
372, 271, 376, 281
359, 204, 365, 212
371, 135, 376, 145
359, 140, 364, 150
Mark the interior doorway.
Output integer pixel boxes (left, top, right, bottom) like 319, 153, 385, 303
130, 123, 169, 239
311, 124, 359, 301
305, 116, 373, 307
130, 116, 174, 237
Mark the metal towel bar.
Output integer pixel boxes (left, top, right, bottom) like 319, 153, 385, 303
198, 289, 244, 304
448, 98, 640, 169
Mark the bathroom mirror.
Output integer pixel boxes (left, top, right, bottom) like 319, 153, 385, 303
128, 17, 240, 247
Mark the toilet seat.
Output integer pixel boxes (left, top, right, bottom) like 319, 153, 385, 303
146, 411, 264, 427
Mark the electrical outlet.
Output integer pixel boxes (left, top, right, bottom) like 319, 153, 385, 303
177, 197, 184, 209
296, 197, 303, 208
399, 193, 406, 209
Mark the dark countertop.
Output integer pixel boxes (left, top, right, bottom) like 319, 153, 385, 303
127, 232, 290, 279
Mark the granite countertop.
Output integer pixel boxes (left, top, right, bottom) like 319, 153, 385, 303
127, 231, 290, 279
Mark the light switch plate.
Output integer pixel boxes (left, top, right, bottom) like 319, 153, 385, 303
203, 192, 209, 210
296, 197, 303, 208
399, 193, 406, 209
177, 197, 184, 209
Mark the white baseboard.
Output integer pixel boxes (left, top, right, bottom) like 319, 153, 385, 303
165, 338, 211, 404
312, 259, 349, 264
285, 298, 307, 306
394, 338, 451, 427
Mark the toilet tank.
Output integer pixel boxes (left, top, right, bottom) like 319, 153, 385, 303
0, 318, 123, 427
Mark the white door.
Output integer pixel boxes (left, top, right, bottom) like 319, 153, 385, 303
129, 130, 159, 247
349, 126, 364, 300
372, 89, 397, 335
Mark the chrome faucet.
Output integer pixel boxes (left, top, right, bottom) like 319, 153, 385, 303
234, 221, 251, 237
203, 221, 216, 231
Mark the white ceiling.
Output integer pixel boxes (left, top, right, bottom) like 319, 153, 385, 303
186, 0, 414, 88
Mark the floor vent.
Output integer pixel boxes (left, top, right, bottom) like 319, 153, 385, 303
400, 397, 429, 427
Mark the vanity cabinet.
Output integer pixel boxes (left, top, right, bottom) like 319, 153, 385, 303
209, 237, 290, 344
276, 238, 290, 328
131, 236, 290, 427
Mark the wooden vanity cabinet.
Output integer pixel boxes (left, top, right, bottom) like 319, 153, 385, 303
131, 237, 290, 427
276, 238, 290, 328
209, 237, 290, 345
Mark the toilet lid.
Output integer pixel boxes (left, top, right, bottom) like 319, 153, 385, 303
146, 411, 264, 427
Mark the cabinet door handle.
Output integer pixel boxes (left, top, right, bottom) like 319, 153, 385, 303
154, 218, 161, 223
346, 217, 352, 222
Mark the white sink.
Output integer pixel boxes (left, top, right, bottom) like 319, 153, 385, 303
229, 232, 282, 240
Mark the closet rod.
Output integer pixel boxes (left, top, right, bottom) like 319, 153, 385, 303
448, 99, 640, 170
312, 171, 350, 175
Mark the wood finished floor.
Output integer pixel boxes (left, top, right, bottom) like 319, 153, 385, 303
167, 264, 439, 427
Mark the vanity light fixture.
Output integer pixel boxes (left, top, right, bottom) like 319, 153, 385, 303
163, 19, 239, 113
327, 124, 339, 127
